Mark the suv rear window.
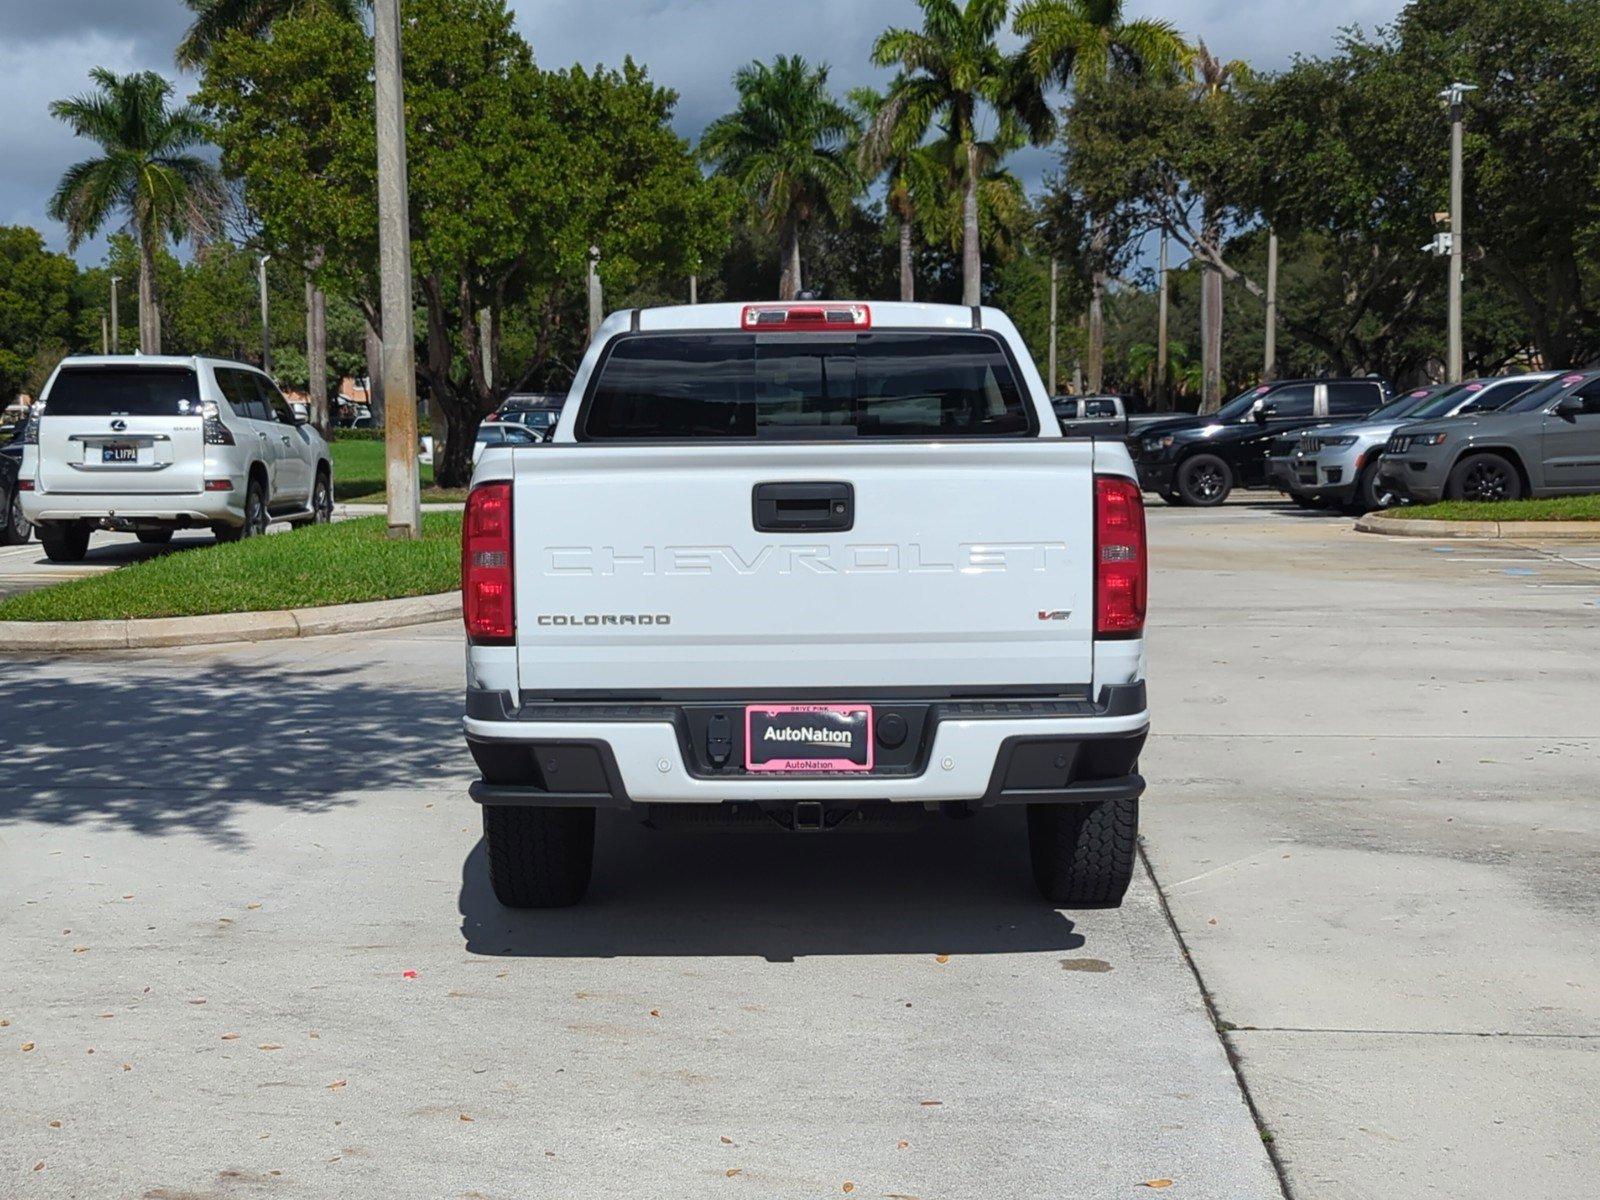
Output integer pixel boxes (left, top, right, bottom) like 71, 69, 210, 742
582, 332, 1034, 439
45, 367, 201, 417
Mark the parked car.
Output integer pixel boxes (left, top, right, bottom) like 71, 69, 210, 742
462, 301, 1149, 909
18, 357, 334, 562
1053, 394, 1127, 437
489, 393, 563, 438
1377, 369, 1600, 504
1, 434, 30, 544
473, 421, 543, 464
1130, 378, 1388, 506
1286, 374, 1557, 512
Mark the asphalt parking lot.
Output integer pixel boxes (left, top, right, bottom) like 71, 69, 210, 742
2, 498, 1597, 1198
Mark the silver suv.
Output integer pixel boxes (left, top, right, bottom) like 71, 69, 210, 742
1377, 369, 1600, 504
18, 356, 334, 562
1288, 374, 1555, 512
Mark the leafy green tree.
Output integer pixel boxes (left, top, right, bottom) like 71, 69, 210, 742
851, 85, 946, 301
48, 70, 222, 355
870, 0, 1051, 306
176, 0, 367, 68
0, 227, 81, 403
701, 56, 859, 300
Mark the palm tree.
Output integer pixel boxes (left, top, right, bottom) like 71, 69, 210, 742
176, 0, 367, 69
870, 0, 1052, 307
1015, 0, 1188, 392
1188, 42, 1250, 412
701, 56, 860, 300
49, 69, 222, 355
918, 128, 1032, 265
851, 85, 943, 301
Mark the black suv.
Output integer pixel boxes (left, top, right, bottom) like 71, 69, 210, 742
1128, 379, 1388, 506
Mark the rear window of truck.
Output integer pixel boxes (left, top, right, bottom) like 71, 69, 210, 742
44, 368, 201, 417
581, 332, 1035, 439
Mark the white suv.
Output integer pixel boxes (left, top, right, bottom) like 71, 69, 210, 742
18, 356, 334, 562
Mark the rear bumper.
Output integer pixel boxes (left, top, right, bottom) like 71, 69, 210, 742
21, 489, 243, 525
463, 683, 1148, 808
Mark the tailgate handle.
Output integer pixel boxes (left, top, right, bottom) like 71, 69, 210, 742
752, 482, 854, 532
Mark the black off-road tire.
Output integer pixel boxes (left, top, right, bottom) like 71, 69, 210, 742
136, 529, 175, 545
1027, 798, 1139, 908
39, 520, 91, 563
483, 805, 596, 909
1176, 454, 1233, 507
1446, 452, 1522, 503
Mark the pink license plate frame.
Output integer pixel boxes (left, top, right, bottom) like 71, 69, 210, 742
744, 704, 874, 773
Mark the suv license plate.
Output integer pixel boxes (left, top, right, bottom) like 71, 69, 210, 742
745, 704, 874, 773
101, 443, 139, 464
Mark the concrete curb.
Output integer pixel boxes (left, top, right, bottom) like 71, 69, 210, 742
1355, 513, 1600, 540
0, 591, 459, 654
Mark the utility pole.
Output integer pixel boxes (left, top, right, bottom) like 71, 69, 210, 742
257, 255, 273, 375
478, 308, 493, 389
1048, 257, 1059, 396
375, 0, 420, 539
1263, 228, 1279, 382
689, 274, 698, 305
101, 312, 109, 355
109, 276, 120, 353
1156, 233, 1169, 410
587, 246, 603, 341
1442, 82, 1476, 383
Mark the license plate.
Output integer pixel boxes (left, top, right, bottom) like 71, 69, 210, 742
101, 443, 139, 464
745, 704, 874, 773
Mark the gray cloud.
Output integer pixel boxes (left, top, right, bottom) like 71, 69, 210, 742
1, 0, 1404, 262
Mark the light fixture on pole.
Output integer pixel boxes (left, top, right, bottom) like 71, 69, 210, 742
257, 255, 273, 375
1439, 81, 1476, 383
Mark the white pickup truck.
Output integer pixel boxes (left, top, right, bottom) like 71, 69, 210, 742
461, 302, 1149, 908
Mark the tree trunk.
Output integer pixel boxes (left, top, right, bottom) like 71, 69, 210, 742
899, 216, 914, 302
961, 140, 981, 307
137, 233, 161, 355
1198, 206, 1224, 414
305, 272, 329, 435
437, 402, 477, 490
1087, 220, 1108, 392
778, 216, 803, 300
364, 317, 385, 426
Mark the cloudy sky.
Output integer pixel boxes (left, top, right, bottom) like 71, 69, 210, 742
1, 0, 1405, 263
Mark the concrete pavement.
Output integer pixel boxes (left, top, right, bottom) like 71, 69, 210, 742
0, 623, 1280, 1199
1140, 499, 1600, 1200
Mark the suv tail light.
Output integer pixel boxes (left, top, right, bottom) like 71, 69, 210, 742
20, 404, 41, 445
201, 400, 235, 446
463, 482, 514, 644
1095, 475, 1147, 638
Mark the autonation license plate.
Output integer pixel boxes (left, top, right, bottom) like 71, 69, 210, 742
101, 442, 139, 464
745, 704, 874, 773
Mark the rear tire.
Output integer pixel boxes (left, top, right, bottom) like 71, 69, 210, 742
136, 529, 174, 545
483, 805, 596, 908
311, 469, 333, 524
239, 475, 269, 538
1028, 799, 1139, 908
1176, 454, 1233, 507
2, 489, 30, 545
39, 521, 91, 563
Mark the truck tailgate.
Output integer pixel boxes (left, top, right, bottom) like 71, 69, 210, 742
512, 441, 1096, 694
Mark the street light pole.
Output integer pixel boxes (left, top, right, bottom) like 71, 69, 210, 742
1156, 233, 1169, 409
1048, 257, 1059, 396
1442, 81, 1476, 383
587, 246, 603, 341
1263, 227, 1279, 382
375, 0, 421, 540
257, 255, 273, 375
109, 276, 120, 353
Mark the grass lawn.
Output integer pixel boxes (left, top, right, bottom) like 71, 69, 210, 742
0, 514, 461, 622
1390, 495, 1600, 522
330, 439, 467, 504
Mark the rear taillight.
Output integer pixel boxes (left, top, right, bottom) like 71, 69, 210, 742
17, 478, 34, 491
20, 406, 40, 445
202, 400, 235, 446
463, 482, 514, 645
1095, 475, 1147, 639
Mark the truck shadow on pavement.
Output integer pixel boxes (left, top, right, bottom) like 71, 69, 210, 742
0, 663, 465, 845
458, 810, 1090, 961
